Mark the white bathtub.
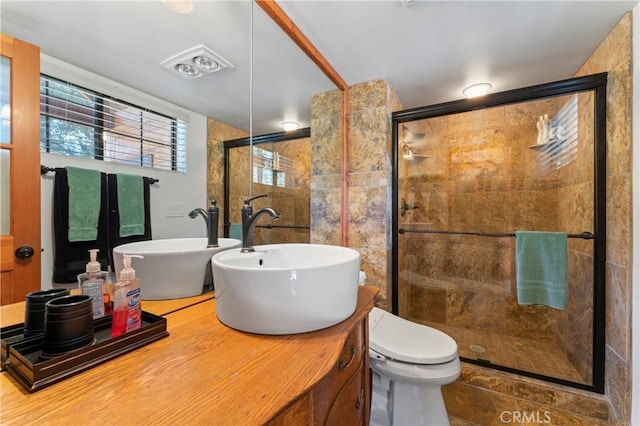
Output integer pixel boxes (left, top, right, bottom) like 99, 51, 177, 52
112, 238, 241, 300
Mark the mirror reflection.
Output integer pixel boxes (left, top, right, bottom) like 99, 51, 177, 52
225, 130, 311, 246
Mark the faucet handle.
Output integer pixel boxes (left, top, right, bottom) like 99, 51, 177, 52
208, 196, 217, 207
244, 194, 268, 205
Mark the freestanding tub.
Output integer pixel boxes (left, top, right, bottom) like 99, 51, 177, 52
113, 238, 241, 300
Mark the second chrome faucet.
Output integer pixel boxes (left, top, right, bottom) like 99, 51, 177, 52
241, 194, 280, 252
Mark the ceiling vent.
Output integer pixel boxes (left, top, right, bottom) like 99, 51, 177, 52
161, 45, 234, 80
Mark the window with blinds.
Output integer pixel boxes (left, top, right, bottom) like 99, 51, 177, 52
40, 74, 186, 172
252, 146, 295, 188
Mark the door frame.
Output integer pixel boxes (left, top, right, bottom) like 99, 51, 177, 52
0, 34, 41, 304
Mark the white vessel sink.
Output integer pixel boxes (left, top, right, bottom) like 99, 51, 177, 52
113, 238, 241, 300
211, 243, 361, 334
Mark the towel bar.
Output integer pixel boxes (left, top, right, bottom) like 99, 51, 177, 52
398, 228, 594, 240
40, 165, 159, 184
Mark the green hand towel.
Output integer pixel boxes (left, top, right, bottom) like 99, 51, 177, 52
229, 223, 242, 240
515, 231, 568, 310
116, 173, 145, 237
66, 166, 102, 242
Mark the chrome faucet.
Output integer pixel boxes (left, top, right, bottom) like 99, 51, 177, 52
189, 197, 219, 248
241, 194, 280, 252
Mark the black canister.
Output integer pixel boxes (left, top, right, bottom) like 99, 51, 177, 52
41, 294, 95, 359
23, 289, 71, 337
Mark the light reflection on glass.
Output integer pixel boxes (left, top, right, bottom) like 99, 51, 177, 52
0, 56, 10, 234
1, 149, 10, 234
1, 56, 10, 144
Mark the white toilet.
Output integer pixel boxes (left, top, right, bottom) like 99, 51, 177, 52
368, 307, 461, 426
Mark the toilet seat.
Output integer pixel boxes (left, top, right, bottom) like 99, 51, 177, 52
369, 307, 458, 364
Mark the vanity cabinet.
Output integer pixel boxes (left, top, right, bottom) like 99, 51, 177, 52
314, 318, 369, 425
0, 287, 378, 425
268, 317, 371, 425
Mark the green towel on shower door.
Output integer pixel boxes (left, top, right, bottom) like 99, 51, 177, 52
116, 173, 145, 237
515, 231, 568, 310
66, 166, 101, 242
229, 223, 242, 240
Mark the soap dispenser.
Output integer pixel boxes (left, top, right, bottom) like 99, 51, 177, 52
78, 249, 108, 319
111, 254, 144, 338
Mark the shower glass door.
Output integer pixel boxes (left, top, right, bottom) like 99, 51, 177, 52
393, 74, 606, 392
224, 129, 311, 245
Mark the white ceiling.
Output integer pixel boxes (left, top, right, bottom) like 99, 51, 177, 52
1, 0, 637, 136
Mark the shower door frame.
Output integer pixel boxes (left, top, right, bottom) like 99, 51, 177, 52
391, 73, 607, 393
222, 127, 311, 239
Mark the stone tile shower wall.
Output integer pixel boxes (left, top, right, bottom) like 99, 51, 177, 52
557, 91, 595, 383
207, 118, 248, 236
227, 145, 252, 227
251, 138, 311, 245
575, 12, 633, 423
398, 93, 595, 384
311, 79, 401, 308
225, 138, 311, 246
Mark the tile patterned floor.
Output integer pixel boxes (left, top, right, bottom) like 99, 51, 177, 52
442, 363, 612, 425
409, 318, 587, 385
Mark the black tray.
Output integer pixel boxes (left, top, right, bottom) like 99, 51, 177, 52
1, 323, 25, 369
2, 311, 168, 392
0, 323, 43, 371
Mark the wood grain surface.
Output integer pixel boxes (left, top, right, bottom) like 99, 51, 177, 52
0, 286, 377, 425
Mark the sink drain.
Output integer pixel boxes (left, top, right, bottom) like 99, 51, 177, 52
469, 344, 486, 353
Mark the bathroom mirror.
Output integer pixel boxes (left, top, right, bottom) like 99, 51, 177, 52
224, 128, 311, 245
392, 73, 607, 393
223, 3, 337, 246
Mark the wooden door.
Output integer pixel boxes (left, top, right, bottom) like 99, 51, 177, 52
0, 35, 41, 305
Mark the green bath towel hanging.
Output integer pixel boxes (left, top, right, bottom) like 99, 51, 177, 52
229, 223, 242, 240
66, 166, 102, 242
116, 173, 145, 237
515, 231, 568, 310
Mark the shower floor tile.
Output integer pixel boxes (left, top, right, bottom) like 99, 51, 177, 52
411, 318, 587, 385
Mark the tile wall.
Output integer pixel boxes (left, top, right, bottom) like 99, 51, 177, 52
574, 11, 633, 424
310, 79, 402, 309
206, 118, 248, 236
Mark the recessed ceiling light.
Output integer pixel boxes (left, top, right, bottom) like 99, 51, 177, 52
281, 121, 300, 132
462, 83, 492, 98
175, 63, 201, 78
193, 56, 220, 73
161, 0, 193, 14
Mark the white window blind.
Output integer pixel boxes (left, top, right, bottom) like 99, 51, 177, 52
252, 146, 295, 188
40, 74, 186, 172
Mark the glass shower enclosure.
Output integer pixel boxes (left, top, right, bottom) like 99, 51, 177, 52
223, 129, 311, 246
392, 74, 607, 392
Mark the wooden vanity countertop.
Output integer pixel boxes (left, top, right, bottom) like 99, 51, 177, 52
0, 286, 378, 425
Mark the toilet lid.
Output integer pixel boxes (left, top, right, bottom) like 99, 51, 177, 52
369, 307, 458, 364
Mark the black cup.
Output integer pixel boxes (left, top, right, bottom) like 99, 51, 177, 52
24, 289, 71, 337
40, 294, 95, 359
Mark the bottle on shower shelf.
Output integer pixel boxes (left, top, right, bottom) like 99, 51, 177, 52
536, 114, 551, 145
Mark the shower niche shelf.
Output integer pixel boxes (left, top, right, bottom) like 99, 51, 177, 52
1, 311, 168, 392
